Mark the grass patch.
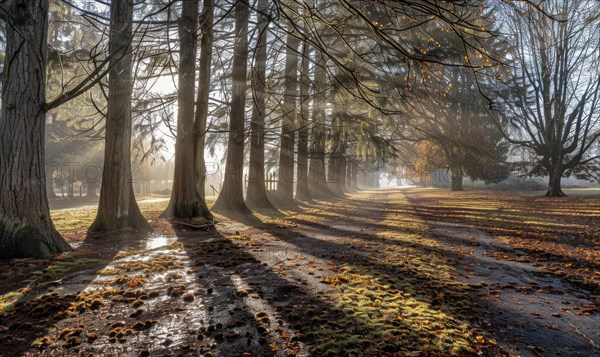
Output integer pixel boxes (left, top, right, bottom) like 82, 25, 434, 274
50, 200, 171, 233
404, 187, 600, 293
294, 191, 490, 355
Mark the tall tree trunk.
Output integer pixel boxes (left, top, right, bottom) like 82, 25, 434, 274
546, 160, 566, 197
212, 0, 250, 212
327, 154, 346, 196
451, 167, 463, 191
345, 160, 353, 192
308, 131, 332, 197
194, 0, 214, 199
308, 131, 332, 198
308, 54, 334, 198
340, 155, 347, 192
357, 170, 366, 188
86, 181, 98, 197
351, 162, 359, 190
0, 0, 71, 259
276, 28, 300, 201
373, 171, 380, 188
90, 0, 150, 233
246, 0, 274, 209
295, 41, 311, 202
162, 0, 212, 219
327, 116, 346, 196
47, 170, 57, 198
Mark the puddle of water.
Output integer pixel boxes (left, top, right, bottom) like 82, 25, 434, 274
146, 236, 177, 250
138, 197, 170, 204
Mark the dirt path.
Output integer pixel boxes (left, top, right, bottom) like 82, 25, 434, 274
432, 221, 600, 356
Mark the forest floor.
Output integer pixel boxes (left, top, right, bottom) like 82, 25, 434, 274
0, 188, 598, 356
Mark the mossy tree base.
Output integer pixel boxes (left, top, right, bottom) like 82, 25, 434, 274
245, 196, 276, 210
89, 193, 152, 234
212, 195, 252, 214
160, 196, 213, 221
0, 219, 72, 259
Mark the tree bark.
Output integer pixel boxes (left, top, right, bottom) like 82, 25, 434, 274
451, 168, 463, 191
308, 54, 334, 198
194, 0, 214, 199
212, 0, 250, 212
345, 160, 353, 192
328, 154, 346, 196
47, 171, 57, 198
340, 155, 348, 192
162, 0, 213, 219
68, 180, 74, 198
246, 0, 274, 209
86, 181, 98, 197
545, 161, 566, 197
350, 162, 359, 190
546, 173, 565, 197
373, 171, 380, 188
308, 145, 332, 198
295, 41, 311, 202
0, 0, 71, 259
276, 28, 300, 201
327, 116, 347, 196
90, 0, 151, 233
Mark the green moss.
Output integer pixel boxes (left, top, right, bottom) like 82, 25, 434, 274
88, 214, 118, 232
25, 258, 102, 287
0, 290, 27, 314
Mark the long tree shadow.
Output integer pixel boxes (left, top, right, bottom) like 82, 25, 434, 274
172, 223, 441, 355
214, 209, 264, 226
314, 191, 598, 268
0, 230, 149, 355
249, 219, 488, 339
290, 203, 600, 293
403, 191, 599, 249
251, 195, 600, 356
401, 190, 600, 290
287, 215, 574, 285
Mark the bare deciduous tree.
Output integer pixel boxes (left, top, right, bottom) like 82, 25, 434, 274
500, 0, 600, 196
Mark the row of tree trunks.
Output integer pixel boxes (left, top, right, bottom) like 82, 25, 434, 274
0, 0, 72, 258
246, 0, 275, 209
89, 0, 150, 233
212, 0, 250, 212
161, 0, 212, 219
